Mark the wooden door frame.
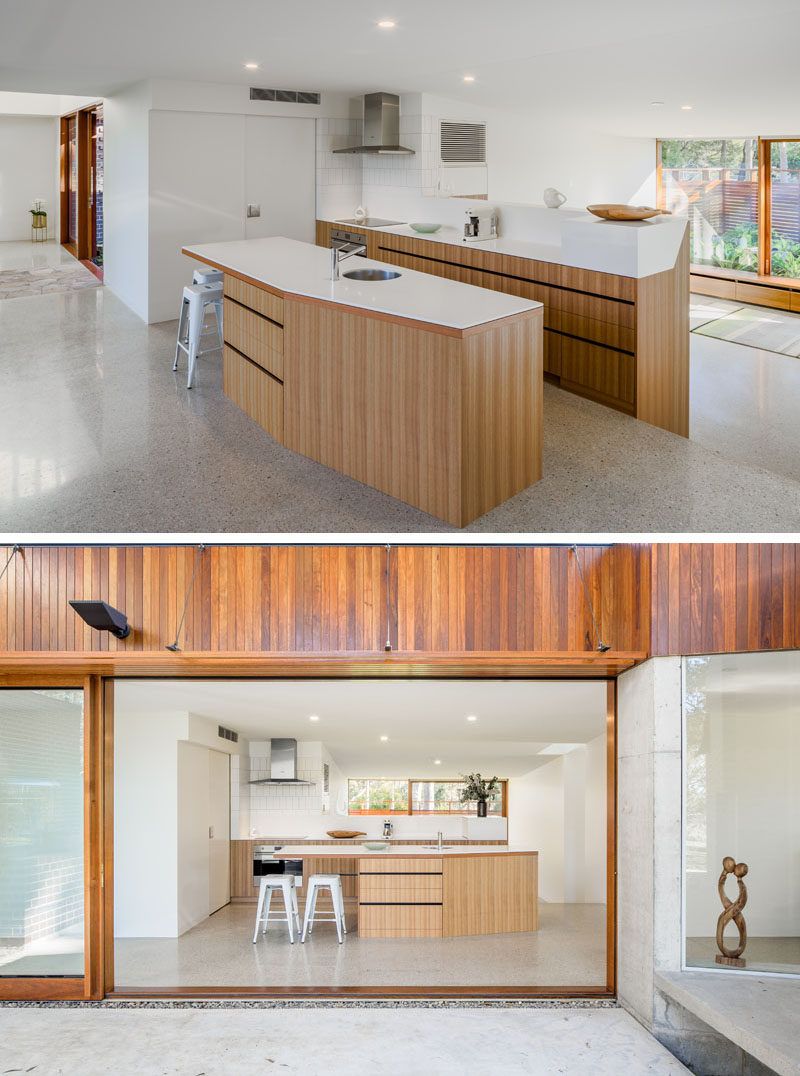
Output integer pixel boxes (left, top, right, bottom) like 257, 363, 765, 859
0, 673, 105, 1000
0, 655, 624, 1000
59, 105, 98, 261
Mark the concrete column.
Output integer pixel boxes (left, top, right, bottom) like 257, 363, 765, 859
617, 656, 682, 1029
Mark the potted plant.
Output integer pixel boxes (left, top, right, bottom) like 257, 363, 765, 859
29, 199, 47, 240
460, 772, 499, 818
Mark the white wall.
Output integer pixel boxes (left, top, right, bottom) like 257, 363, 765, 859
146, 108, 316, 324
508, 735, 606, 904
320, 91, 656, 232
685, 704, 800, 939
114, 707, 242, 938
103, 81, 151, 321
0, 115, 59, 241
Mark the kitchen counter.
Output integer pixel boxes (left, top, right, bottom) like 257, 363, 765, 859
184, 236, 543, 526
320, 212, 688, 279
274, 844, 528, 858
183, 237, 540, 330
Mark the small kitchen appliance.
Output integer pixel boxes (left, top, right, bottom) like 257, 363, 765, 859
463, 206, 498, 243
382, 818, 393, 839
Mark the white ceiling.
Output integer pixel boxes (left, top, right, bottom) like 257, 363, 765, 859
1, 0, 799, 135
115, 678, 607, 777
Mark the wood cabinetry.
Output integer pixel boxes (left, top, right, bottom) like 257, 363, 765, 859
222, 276, 285, 441
317, 221, 689, 437
358, 857, 443, 938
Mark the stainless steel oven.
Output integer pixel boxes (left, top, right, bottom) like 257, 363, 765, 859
253, 844, 303, 887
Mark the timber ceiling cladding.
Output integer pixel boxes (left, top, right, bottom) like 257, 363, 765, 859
0, 544, 646, 655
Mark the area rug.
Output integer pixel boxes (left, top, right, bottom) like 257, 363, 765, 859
693, 302, 800, 357
0, 262, 101, 300
689, 296, 743, 331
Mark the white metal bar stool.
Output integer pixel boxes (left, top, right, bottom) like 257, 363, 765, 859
301, 874, 347, 944
172, 282, 223, 388
252, 876, 301, 944
192, 268, 223, 285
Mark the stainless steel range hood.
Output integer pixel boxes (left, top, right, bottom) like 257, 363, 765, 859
333, 92, 414, 155
248, 738, 315, 785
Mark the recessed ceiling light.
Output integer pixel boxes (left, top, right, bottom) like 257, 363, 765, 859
434, 758, 442, 765
309, 714, 319, 722
681, 104, 693, 110
466, 714, 477, 722
380, 735, 389, 742
244, 62, 260, 70
377, 19, 396, 28
463, 75, 475, 82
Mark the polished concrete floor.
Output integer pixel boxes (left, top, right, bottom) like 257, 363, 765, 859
2, 241, 800, 532
114, 900, 606, 988
0, 1005, 690, 1075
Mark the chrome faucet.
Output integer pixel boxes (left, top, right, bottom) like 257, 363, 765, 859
437, 830, 443, 853
331, 240, 367, 280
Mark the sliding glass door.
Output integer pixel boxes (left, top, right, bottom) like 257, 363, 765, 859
0, 689, 85, 979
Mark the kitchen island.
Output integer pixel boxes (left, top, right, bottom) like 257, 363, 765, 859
274, 845, 538, 939
183, 237, 543, 527
317, 213, 690, 437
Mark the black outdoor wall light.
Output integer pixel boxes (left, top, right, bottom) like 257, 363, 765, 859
69, 599, 131, 639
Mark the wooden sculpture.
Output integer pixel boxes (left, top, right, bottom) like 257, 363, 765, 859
715, 856, 748, 967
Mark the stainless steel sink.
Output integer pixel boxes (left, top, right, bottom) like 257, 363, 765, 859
342, 268, 401, 282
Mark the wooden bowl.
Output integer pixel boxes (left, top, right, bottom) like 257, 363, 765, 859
326, 829, 366, 839
587, 204, 666, 221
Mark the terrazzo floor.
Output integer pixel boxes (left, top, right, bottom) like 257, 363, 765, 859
0, 1004, 691, 1074
111, 901, 606, 989
2, 241, 799, 532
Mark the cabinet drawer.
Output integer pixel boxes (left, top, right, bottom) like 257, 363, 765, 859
224, 297, 284, 378
558, 263, 636, 301
359, 874, 443, 902
224, 275, 284, 325
560, 338, 635, 406
358, 904, 443, 938
223, 345, 283, 440
543, 329, 561, 376
551, 310, 635, 351
360, 857, 442, 873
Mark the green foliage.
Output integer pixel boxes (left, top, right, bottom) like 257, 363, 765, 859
661, 138, 753, 170
771, 233, 800, 278
459, 772, 499, 804
711, 224, 758, 271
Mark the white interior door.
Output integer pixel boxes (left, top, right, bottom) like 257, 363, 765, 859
208, 748, 231, 915
245, 115, 316, 243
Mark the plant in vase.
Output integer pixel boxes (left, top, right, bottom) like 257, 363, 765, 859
459, 772, 499, 818
29, 199, 47, 239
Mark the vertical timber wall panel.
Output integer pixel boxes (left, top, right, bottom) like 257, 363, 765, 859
0, 544, 650, 655
650, 542, 800, 655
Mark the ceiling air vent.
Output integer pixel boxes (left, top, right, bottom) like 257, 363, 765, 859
218, 725, 239, 743
250, 88, 320, 104
440, 120, 486, 164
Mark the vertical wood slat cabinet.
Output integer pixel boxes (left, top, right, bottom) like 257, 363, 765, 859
358, 857, 444, 938
222, 277, 285, 441
316, 220, 690, 437
230, 842, 358, 902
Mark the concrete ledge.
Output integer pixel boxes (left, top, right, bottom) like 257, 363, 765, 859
655, 970, 800, 1076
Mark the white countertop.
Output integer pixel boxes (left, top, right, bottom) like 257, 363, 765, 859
322, 214, 688, 279
272, 844, 536, 857
184, 236, 541, 330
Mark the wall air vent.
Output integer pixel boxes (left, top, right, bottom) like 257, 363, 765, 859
440, 120, 487, 164
218, 725, 239, 743
250, 88, 320, 104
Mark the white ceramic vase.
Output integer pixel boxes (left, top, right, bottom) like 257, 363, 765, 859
543, 188, 567, 209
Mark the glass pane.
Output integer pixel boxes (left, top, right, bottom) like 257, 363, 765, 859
67, 117, 78, 245
660, 139, 759, 273
348, 779, 407, 814
411, 780, 503, 815
0, 689, 85, 977
770, 141, 800, 279
684, 651, 800, 975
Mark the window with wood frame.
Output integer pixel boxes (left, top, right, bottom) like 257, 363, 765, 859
657, 137, 800, 283
347, 778, 507, 816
